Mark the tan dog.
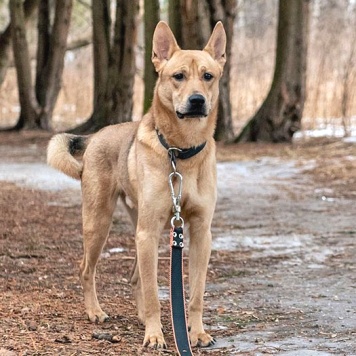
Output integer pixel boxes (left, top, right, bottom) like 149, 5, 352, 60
47, 21, 226, 349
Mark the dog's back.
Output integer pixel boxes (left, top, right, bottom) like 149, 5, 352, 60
47, 121, 139, 181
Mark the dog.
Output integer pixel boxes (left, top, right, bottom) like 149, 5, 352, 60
47, 21, 226, 349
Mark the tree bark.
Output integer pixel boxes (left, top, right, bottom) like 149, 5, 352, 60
108, 0, 138, 123
68, 0, 110, 133
143, 0, 160, 114
10, 0, 40, 130
0, 0, 39, 87
341, 33, 356, 137
168, 0, 182, 46
5, 0, 72, 131
70, 0, 138, 134
35, 0, 50, 109
181, 0, 211, 50
92, 0, 110, 111
235, 0, 310, 143
0, 27, 13, 88
36, 0, 73, 130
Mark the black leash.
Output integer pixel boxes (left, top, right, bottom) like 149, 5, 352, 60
170, 226, 192, 355
157, 129, 207, 356
167, 159, 193, 356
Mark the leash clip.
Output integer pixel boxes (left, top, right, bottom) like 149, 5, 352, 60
169, 171, 184, 228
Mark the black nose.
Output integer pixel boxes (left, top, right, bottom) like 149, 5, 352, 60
189, 94, 205, 106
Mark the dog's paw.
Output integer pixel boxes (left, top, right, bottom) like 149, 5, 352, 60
143, 329, 167, 349
87, 309, 109, 323
190, 331, 216, 348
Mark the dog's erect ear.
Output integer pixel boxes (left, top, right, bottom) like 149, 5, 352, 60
152, 21, 180, 72
204, 21, 227, 69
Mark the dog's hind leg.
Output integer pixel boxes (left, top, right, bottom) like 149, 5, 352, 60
80, 177, 119, 323
120, 196, 145, 324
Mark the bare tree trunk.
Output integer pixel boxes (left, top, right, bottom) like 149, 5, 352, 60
35, 0, 50, 108
0, 0, 39, 87
0, 27, 13, 88
181, 1, 211, 50
341, 28, 356, 137
70, 0, 138, 134
180, 0, 236, 141
36, 0, 73, 130
108, 0, 138, 123
10, 0, 40, 130
168, 0, 182, 46
235, 0, 310, 143
143, 0, 160, 114
68, 0, 110, 133
92, 0, 110, 115
5, 0, 71, 131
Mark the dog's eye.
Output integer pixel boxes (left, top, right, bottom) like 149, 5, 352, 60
173, 73, 184, 81
203, 73, 213, 81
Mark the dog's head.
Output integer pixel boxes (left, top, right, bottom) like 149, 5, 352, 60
152, 21, 226, 122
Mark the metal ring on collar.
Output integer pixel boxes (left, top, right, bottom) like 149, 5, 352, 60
167, 147, 183, 155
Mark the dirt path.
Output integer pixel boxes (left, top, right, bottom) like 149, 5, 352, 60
0, 132, 355, 355
210, 159, 355, 355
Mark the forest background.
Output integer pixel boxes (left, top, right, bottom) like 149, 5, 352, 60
0, 0, 355, 141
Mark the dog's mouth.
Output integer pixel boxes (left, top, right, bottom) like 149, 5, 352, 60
176, 111, 208, 119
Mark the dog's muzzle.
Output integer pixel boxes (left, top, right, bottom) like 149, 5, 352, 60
176, 94, 207, 119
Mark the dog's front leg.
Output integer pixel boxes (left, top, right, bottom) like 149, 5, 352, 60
136, 225, 166, 349
188, 217, 215, 347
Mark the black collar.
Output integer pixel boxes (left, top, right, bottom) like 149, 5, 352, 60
156, 130, 206, 160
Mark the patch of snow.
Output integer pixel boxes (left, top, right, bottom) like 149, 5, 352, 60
108, 247, 125, 254
295, 117, 356, 140
0, 163, 80, 191
343, 136, 356, 143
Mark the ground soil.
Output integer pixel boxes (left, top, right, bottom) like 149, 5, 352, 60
0, 131, 355, 355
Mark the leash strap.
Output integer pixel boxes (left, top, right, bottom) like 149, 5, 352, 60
170, 226, 193, 356
165, 142, 193, 355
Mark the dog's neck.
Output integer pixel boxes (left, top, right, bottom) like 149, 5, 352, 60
150, 93, 217, 148
156, 128, 207, 159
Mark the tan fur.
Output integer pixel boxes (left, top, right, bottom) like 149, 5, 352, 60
47, 21, 226, 349
47, 134, 86, 180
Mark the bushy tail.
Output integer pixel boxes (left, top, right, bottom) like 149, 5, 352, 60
47, 134, 88, 180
